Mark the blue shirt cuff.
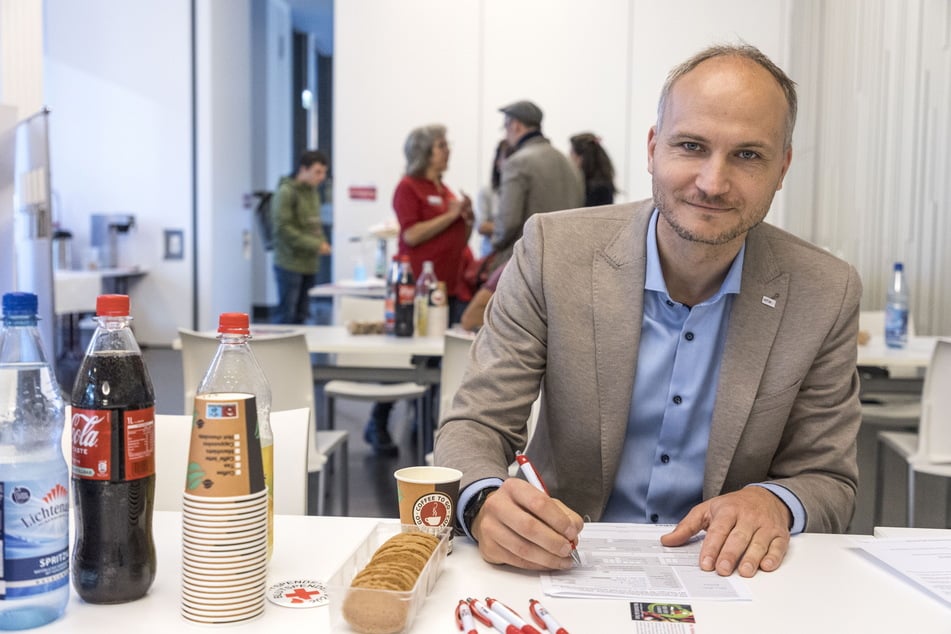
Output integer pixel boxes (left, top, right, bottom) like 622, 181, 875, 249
749, 483, 806, 534
457, 477, 505, 541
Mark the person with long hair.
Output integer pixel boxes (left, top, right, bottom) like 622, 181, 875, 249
474, 139, 510, 257
569, 132, 617, 207
364, 123, 473, 456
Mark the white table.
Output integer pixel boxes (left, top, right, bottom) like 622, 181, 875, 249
42, 513, 951, 633
308, 280, 386, 299
53, 267, 148, 315
857, 335, 939, 371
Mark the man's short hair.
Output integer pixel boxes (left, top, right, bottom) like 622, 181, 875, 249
403, 124, 447, 178
299, 150, 328, 170
499, 100, 543, 128
656, 43, 798, 150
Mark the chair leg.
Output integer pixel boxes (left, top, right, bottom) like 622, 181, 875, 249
873, 435, 885, 527
325, 394, 336, 431
907, 464, 916, 528
340, 435, 349, 516
317, 469, 326, 516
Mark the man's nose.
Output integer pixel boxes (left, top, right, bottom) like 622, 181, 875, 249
695, 156, 731, 198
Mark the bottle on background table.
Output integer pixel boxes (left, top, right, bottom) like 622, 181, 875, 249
0, 292, 70, 629
383, 256, 400, 335
394, 255, 416, 338
885, 262, 909, 349
194, 313, 274, 558
70, 294, 156, 604
414, 260, 437, 336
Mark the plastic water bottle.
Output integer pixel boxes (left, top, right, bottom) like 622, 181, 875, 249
885, 262, 909, 349
0, 292, 69, 629
414, 260, 437, 336
194, 313, 273, 558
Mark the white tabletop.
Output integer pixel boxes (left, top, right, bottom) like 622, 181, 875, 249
53, 267, 148, 315
857, 335, 939, 370
252, 325, 444, 357
42, 514, 951, 633
308, 280, 386, 298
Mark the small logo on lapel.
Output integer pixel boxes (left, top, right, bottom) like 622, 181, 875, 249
761, 295, 777, 308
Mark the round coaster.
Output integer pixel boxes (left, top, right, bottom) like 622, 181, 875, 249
265, 580, 328, 609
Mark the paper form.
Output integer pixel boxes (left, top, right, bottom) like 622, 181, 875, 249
540, 523, 750, 601
857, 538, 951, 606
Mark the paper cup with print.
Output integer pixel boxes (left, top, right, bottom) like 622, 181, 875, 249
394, 466, 461, 551
187, 394, 265, 498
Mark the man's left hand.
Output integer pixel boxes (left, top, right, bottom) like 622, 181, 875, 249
660, 487, 791, 578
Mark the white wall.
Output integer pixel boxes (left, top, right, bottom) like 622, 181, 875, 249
332, 0, 791, 287
43, 0, 193, 344
195, 0, 254, 332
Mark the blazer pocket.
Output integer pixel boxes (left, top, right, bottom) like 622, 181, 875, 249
748, 380, 803, 416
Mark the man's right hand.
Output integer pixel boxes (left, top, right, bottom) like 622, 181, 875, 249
470, 478, 583, 570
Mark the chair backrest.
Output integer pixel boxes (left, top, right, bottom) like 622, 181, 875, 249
178, 329, 314, 418
916, 340, 951, 462
438, 331, 475, 423
336, 296, 412, 369
153, 408, 309, 515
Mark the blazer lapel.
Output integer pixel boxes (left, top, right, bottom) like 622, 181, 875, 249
704, 226, 788, 498
592, 202, 652, 498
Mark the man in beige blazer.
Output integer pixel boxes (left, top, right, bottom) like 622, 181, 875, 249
435, 44, 862, 578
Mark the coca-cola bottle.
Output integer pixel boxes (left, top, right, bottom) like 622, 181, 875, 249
383, 256, 400, 335
70, 294, 156, 603
394, 255, 415, 337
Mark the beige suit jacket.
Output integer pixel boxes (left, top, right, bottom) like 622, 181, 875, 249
435, 199, 863, 533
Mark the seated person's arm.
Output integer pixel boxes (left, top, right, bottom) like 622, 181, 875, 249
460, 288, 492, 331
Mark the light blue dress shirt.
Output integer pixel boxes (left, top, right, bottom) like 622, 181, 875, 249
600, 210, 805, 532
458, 209, 805, 538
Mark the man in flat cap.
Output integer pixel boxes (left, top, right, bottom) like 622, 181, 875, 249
491, 100, 583, 269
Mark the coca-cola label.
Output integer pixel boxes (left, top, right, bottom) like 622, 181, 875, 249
124, 407, 156, 480
398, 285, 415, 304
71, 407, 155, 481
72, 408, 111, 480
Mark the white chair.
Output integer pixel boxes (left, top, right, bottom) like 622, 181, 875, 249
178, 328, 349, 515
152, 408, 310, 515
875, 339, 951, 527
323, 296, 428, 463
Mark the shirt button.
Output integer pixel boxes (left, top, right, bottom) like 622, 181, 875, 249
685, 332, 694, 341
666, 300, 674, 307
650, 513, 659, 523
661, 454, 670, 464
672, 395, 682, 405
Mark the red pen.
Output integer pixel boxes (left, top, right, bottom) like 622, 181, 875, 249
455, 599, 478, 634
468, 597, 520, 634
514, 451, 581, 564
528, 599, 570, 634
486, 597, 542, 634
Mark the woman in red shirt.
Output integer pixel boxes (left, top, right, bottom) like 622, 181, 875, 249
365, 124, 473, 456
393, 124, 473, 323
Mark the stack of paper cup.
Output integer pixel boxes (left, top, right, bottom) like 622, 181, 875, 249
180, 394, 269, 624
181, 490, 269, 624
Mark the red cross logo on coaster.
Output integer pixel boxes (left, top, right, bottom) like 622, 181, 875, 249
266, 580, 329, 608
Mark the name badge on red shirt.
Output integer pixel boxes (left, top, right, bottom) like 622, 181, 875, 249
427, 195, 443, 206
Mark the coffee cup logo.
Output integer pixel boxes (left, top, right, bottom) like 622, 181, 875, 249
412, 493, 452, 529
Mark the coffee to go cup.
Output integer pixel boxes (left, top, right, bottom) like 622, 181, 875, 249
394, 466, 462, 551
186, 394, 266, 498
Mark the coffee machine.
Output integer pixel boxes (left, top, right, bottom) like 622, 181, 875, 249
90, 213, 135, 269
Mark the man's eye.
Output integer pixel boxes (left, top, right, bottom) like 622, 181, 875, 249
737, 150, 760, 160
682, 142, 701, 152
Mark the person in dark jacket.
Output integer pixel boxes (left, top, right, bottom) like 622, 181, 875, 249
271, 150, 332, 324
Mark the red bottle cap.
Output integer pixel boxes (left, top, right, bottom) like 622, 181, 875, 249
218, 312, 250, 335
96, 294, 130, 316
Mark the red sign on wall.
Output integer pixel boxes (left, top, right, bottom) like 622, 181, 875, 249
348, 186, 377, 201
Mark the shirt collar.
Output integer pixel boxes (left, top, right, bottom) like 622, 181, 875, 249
645, 208, 745, 303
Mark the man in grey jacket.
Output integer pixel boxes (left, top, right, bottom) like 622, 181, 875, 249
436, 45, 862, 579
491, 101, 584, 268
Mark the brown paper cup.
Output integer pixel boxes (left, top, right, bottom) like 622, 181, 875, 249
394, 466, 461, 550
187, 394, 265, 498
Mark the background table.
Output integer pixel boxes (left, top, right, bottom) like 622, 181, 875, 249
43, 513, 951, 633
